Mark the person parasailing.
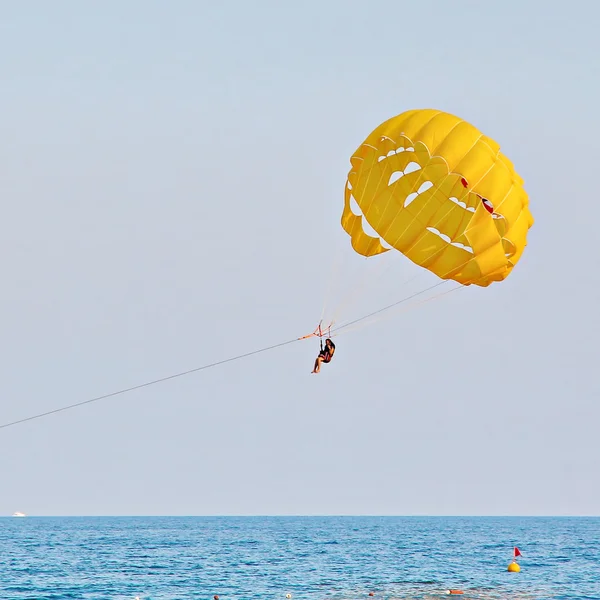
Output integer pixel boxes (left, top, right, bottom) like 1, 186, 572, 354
311, 338, 335, 374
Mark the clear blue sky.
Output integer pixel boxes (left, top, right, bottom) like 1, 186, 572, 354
0, 1, 598, 516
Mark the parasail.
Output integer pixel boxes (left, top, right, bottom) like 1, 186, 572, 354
341, 109, 534, 287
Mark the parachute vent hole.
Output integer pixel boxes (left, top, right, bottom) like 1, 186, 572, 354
349, 194, 362, 216
502, 238, 516, 258
348, 191, 392, 250
404, 192, 418, 207
449, 196, 475, 213
377, 144, 415, 162
481, 197, 494, 214
453, 242, 473, 253
427, 227, 473, 254
427, 226, 451, 244
404, 162, 420, 175
388, 171, 404, 186
388, 162, 422, 187
404, 181, 433, 208
360, 214, 380, 239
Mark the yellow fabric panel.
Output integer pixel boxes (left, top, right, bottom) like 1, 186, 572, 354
405, 233, 474, 280
341, 108, 534, 286
463, 202, 508, 280
495, 185, 525, 229
504, 207, 534, 267
341, 184, 388, 257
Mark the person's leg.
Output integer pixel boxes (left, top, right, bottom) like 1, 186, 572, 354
312, 356, 323, 373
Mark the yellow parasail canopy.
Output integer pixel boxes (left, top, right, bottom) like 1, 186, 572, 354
341, 109, 534, 287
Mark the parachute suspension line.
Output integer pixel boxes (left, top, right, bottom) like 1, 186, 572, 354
331, 279, 450, 335
329, 207, 499, 338
332, 282, 465, 337
0, 337, 301, 432
298, 319, 333, 348
329, 210, 502, 338
326, 253, 398, 329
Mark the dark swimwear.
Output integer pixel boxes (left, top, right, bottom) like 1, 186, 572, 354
319, 341, 335, 363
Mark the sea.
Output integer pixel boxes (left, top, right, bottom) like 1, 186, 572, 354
0, 516, 598, 600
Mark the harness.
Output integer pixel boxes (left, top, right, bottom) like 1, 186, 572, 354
320, 339, 335, 362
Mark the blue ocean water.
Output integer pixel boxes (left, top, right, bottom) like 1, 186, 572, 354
0, 517, 598, 600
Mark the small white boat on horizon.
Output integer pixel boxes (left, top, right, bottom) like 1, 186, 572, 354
12, 511, 26, 517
